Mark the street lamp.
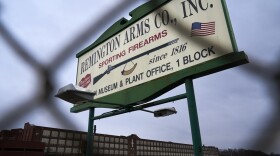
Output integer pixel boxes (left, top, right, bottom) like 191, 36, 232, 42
142, 107, 177, 117
55, 83, 96, 104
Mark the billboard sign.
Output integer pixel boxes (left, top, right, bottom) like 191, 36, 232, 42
74, 0, 248, 110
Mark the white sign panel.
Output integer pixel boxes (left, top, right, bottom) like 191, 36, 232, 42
77, 0, 234, 99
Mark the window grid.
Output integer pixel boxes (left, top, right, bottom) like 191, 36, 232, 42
36, 127, 218, 155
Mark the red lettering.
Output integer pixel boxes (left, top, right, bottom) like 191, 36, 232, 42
149, 36, 154, 43
162, 30, 167, 37
127, 30, 168, 55
139, 41, 144, 49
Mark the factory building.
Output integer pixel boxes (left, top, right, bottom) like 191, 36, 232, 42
0, 123, 219, 156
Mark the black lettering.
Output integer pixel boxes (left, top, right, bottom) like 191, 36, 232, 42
181, 1, 188, 18
194, 52, 201, 60
149, 53, 167, 64
135, 20, 150, 38
99, 82, 118, 94
115, 35, 121, 48
187, 0, 198, 17
81, 62, 85, 74
93, 52, 97, 65
162, 10, 170, 25
201, 49, 208, 57
124, 31, 129, 45
155, 13, 161, 28
144, 18, 150, 33
181, 0, 209, 18
208, 46, 215, 55
124, 18, 150, 45
84, 59, 88, 71
183, 55, 194, 65
80, 34, 122, 73
96, 49, 102, 60
136, 21, 145, 38
154, 10, 170, 28
99, 88, 104, 94
146, 63, 172, 78
120, 80, 123, 87
106, 41, 111, 54
125, 73, 144, 85
199, 0, 208, 11
130, 26, 136, 42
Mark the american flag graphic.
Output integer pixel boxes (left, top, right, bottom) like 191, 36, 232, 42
191, 22, 215, 37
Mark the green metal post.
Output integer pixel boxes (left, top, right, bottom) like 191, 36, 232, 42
185, 79, 203, 156
86, 108, 95, 156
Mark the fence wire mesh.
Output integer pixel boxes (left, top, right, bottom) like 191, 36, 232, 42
0, 0, 279, 154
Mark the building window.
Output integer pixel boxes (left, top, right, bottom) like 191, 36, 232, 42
48, 146, 56, 153
110, 143, 114, 148
110, 149, 114, 155
59, 132, 66, 139
105, 143, 109, 148
73, 140, 79, 147
50, 139, 57, 145
41, 138, 49, 144
94, 136, 99, 141
120, 150, 124, 155
72, 148, 79, 154
67, 132, 73, 139
57, 147, 64, 153
124, 144, 128, 149
110, 137, 114, 142
93, 142, 98, 148
43, 130, 50, 137
74, 133, 80, 140
66, 140, 72, 146
115, 150, 119, 155
99, 136, 104, 142
51, 131, 58, 137
104, 149, 109, 154
105, 137, 109, 142
120, 138, 124, 143
58, 139, 65, 145
65, 147, 72, 154
99, 149, 104, 154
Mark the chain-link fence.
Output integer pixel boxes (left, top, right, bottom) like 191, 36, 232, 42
0, 0, 279, 154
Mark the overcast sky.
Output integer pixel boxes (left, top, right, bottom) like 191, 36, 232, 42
0, 0, 280, 154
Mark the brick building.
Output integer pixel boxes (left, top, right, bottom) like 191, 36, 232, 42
0, 123, 219, 156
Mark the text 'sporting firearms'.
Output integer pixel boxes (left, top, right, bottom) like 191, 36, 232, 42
92, 38, 179, 85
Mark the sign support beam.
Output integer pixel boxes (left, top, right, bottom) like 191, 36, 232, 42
92, 93, 187, 120
185, 79, 204, 156
86, 108, 95, 156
